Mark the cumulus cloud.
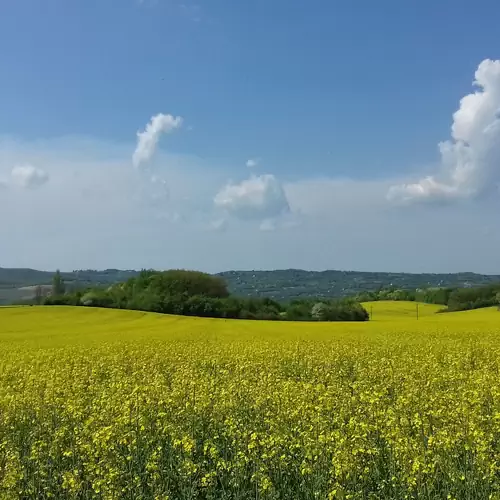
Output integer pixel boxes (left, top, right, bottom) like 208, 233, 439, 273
132, 113, 183, 169
246, 158, 260, 168
388, 59, 500, 204
214, 174, 290, 221
10, 165, 49, 188
2, 135, 500, 274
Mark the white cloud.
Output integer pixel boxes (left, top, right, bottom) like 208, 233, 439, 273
214, 174, 290, 221
132, 113, 183, 169
246, 158, 260, 168
388, 59, 500, 204
387, 175, 467, 204
5, 58, 500, 276
1, 135, 500, 274
10, 165, 49, 188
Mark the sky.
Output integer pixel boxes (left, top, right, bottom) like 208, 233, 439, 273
1, 0, 500, 274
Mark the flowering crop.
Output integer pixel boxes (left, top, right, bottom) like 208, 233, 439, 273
0, 304, 500, 499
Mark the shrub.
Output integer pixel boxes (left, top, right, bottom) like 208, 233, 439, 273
43, 269, 367, 322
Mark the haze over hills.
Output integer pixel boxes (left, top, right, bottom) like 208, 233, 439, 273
1, 267, 500, 305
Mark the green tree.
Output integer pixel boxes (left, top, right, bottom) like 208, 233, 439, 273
123, 269, 229, 299
52, 270, 65, 297
34, 285, 43, 305
311, 302, 328, 321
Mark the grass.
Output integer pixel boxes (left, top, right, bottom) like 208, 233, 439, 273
1, 303, 500, 499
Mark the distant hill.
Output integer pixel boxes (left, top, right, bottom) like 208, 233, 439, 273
218, 269, 500, 301
0, 268, 138, 304
2, 267, 500, 304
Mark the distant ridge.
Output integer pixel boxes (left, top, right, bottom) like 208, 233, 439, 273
1, 267, 500, 304
217, 269, 500, 301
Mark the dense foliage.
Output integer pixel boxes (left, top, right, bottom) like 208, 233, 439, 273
44, 270, 369, 322
52, 269, 66, 297
447, 283, 500, 312
355, 287, 453, 306
1, 305, 500, 498
12, 266, 500, 315
3, 266, 500, 304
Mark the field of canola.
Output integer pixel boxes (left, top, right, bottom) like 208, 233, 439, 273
1, 302, 500, 499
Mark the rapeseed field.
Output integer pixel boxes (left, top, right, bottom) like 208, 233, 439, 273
1, 303, 500, 499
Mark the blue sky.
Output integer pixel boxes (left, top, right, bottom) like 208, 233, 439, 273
1, 0, 500, 273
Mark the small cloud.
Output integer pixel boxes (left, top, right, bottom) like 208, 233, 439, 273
246, 158, 260, 168
11, 165, 49, 189
387, 175, 468, 205
214, 173, 290, 221
133, 113, 183, 169
388, 59, 500, 204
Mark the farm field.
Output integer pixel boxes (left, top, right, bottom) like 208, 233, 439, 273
1, 303, 500, 499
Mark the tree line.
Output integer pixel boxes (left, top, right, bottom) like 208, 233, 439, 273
355, 284, 500, 312
43, 269, 369, 322
33, 269, 500, 317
